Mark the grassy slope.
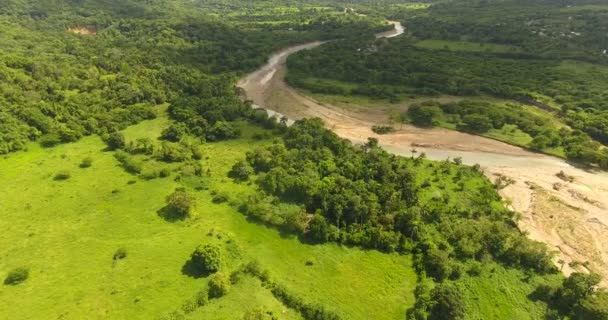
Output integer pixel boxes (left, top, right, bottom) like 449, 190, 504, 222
458, 263, 561, 320
0, 115, 416, 320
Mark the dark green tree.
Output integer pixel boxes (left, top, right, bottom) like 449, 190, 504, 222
191, 243, 221, 274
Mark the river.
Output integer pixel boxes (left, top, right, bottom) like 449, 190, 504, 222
237, 19, 608, 284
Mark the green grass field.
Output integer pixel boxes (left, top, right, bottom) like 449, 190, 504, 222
0, 115, 417, 319
457, 263, 562, 320
414, 40, 523, 54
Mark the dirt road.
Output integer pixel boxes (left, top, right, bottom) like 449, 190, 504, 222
237, 21, 608, 284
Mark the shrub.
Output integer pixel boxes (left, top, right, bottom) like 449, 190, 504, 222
195, 288, 209, 306
206, 121, 240, 141
161, 123, 188, 142
4, 267, 29, 285
429, 283, 465, 320
408, 103, 443, 127
80, 157, 93, 168
229, 160, 254, 181
114, 150, 143, 174
54, 170, 71, 180
461, 114, 492, 133
158, 142, 191, 163
208, 272, 230, 298
159, 168, 171, 178
165, 189, 196, 218
123, 159, 143, 174
212, 192, 229, 204
371, 125, 395, 134
181, 299, 197, 314
106, 132, 126, 150
191, 146, 203, 160
113, 248, 127, 260
242, 308, 277, 320
39, 134, 62, 148
140, 170, 159, 180
191, 243, 221, 274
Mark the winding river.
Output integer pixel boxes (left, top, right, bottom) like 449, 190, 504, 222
237, 20, 608, 284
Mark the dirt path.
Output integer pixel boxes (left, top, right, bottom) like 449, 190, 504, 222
237, 22, 608, 285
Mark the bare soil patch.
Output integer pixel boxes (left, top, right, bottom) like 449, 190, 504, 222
68, 25, 97, 35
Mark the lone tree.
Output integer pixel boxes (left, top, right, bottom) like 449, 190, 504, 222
106, 132, 126, 150
165, 188, 195, 218
191, 243, 222, 274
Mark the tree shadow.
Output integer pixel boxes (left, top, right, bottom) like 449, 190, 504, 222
181, 259, 210, 279
157, 206, 187, 222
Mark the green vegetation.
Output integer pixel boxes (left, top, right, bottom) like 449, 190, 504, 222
2, 0, 608, 319
208, 272, 231, 299
4, 267, 29, 286
287, 0, 608, 169
164, 189, 196, 220
191, 243, 222, 274
0, 0, 387, 155
0, 115, 417, 319
414, 40, 522, 54
404, 100, 576, 158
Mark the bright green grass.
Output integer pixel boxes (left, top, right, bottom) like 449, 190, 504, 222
393, 3, 431, 10
415, 40, 523, 54
0, 116, 416, 320
186, 275, 302, 319
458, 263, 562, 320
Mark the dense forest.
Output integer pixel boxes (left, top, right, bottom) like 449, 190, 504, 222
0, 0, 387, 154
403, 0, 608, 63
286, 0, 608, 168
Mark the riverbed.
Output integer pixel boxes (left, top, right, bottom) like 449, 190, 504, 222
237, 20, 608, 284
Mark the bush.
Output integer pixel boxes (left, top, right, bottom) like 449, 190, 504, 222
408, 103, 443, 127
4, 267, 29, 285
158, 142, 191, 163
106, 132, 126, 150
114, 150, 143, 174
206, 121, 240, 142
212, 192, 229, 204
39, 134, 62, 148
159, 168, 171, 178
54, 170, 71, 180
208, 272, 230, 298
429, 283, 465, 320
371, 125, 395, 134
229, 160, 254, 181
181, 299, 197, 314
425, 248, 452, 281
195, 288, 209, 306
461, 114, 492, 133
242, 308, 277, 320
165, 189, 196, 218
161, 123, 188, 142
80, 157, 93, 168
191, 243, 221, 274
113, 248, 127, 260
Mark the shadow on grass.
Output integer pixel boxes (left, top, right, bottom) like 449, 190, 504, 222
181, 259, 210, 279
157, 206, 187, 222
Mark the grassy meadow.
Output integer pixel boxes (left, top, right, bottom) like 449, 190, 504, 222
414, 40, 523, 54
0, 114, 417, 319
